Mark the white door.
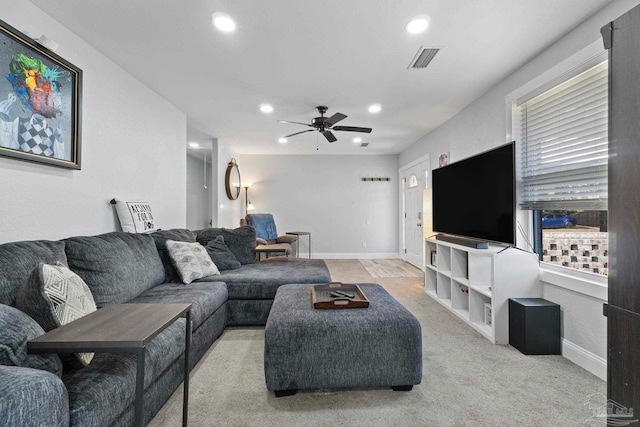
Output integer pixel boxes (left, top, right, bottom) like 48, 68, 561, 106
400, 164, 423, 267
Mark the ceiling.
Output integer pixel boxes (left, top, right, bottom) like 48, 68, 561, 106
30, 0, 613, 155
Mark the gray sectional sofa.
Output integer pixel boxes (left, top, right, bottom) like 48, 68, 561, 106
0, 226, 331, 426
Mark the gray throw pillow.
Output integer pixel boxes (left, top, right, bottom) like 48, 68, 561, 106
205, 236, 241, 271
17, 263, 97, 368
0, 304, 63, 377
166, 240, 220, 284
196, 226, 256, 264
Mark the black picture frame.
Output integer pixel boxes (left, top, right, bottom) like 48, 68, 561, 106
0, 19, 82, 169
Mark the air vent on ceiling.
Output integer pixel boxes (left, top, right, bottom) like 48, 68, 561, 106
408, 47, 440, 69
360, 142, 369, 147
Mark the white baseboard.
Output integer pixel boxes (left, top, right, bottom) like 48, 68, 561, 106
313, 253, 399, 260
562, 338, 606, 381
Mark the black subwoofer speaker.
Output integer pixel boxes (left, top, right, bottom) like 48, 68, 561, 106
509, 298, 561, 355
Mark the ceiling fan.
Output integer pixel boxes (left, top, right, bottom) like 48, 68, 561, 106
278, 106, 372, 143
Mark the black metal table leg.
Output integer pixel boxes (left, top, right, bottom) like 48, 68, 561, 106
183, 310, 191, 427
135, 347, 146, 426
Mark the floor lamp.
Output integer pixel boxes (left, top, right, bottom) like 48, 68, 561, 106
244, 186, 255, 216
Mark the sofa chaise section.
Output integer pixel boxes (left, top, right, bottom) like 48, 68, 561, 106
217, 258, 331, 325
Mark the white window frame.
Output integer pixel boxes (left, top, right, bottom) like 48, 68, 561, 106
505, 40, 608, 295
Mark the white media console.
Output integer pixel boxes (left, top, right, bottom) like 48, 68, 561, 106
424, 237, 540, 344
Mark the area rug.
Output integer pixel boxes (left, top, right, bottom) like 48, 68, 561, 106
358, 259, 423, 278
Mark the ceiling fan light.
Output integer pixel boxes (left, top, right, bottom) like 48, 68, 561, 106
278, 138, 288, 143
260, 104, 273, 113
212, 12, 236, 32
406, 15, 430, 34
368, 104, 382, 114
353, 137, 362, 143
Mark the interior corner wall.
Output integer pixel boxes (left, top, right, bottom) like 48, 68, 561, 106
215, 140, 242, 228
0, 0, 187, 243
241, 154, 399, 257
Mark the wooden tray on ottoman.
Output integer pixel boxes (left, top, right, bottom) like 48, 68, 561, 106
311, 282, 369, 309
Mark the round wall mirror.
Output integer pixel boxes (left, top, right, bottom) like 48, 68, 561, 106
225, 158, 241, 200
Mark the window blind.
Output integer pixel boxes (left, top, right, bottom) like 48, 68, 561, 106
517, 61, 608, 211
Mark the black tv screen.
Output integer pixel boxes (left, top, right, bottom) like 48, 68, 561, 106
432, 142, 515, 245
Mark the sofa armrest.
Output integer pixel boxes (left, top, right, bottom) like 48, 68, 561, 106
0, 365, 69, 427
276, 235, 297, 245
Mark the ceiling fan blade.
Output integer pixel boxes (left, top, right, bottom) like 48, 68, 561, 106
324, 113, 347, 126
322, 131, 337, 143
332, 125, 372, 133
278, 120, 314, 127
284, 129, 315, 138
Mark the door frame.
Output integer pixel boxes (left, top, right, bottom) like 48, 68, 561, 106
398, 154, 431, 268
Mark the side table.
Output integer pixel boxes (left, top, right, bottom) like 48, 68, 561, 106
28, 303, 192, 427
286, 231, 311, 259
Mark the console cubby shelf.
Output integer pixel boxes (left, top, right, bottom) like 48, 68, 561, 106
424, 237, 540, 344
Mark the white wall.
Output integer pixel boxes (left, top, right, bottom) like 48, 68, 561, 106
186, 153, 211, 229
542, 280, 607, 379
242, 154, 399, 257
215, 140, 243, 228
0, 0, 187, 243
398, 0, 640, 379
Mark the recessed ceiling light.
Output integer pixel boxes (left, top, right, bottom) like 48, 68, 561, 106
406, 15, 430, 34
368, 104, 382, 114
278, 138, 288, 143
260, 104, 274, 113
212, 12, 236, 33
353, 137, 362, 143
189, 142, 199, 148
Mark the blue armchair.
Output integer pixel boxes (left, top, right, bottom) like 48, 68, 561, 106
244, 213, 298, 259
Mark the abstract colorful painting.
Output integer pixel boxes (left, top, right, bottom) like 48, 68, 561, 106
0, 19, 82, 169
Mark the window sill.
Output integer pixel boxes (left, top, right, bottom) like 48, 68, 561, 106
539, 262, 608, 301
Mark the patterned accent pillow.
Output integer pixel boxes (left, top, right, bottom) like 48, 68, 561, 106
166, 240, 221, 284
17, 263, 97, 368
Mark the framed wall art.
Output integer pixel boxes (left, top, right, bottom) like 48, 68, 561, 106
0, 19, 82, 169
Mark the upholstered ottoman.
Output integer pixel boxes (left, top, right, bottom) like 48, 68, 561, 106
264, 283, 422, 396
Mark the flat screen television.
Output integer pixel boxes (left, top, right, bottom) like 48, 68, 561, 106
432, 142, 515, 245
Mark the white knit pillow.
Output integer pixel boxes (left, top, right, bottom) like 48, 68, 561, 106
166, 240, 220, 284
114, 199, 157, 233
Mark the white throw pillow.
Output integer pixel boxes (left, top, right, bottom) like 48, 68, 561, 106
114, 199, 157, 233
18, 263, 97, 367
166, 240, 220, 284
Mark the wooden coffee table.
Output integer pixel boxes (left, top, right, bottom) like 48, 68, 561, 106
28, 303, 192, 427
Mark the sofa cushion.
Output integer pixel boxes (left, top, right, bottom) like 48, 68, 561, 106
63, 232, 165, 307
211, 258, 331, 299
150, 229, 197, 282
205, 236, 241, 271
0, 304, 63, 377
196, 226, 256, 265
17, 263, 97, 368
0, 240, 67, 306
166, 240, 220, 284
130, 281, 228, 330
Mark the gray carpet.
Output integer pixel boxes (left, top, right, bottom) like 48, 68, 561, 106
150, 259, 606, 427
